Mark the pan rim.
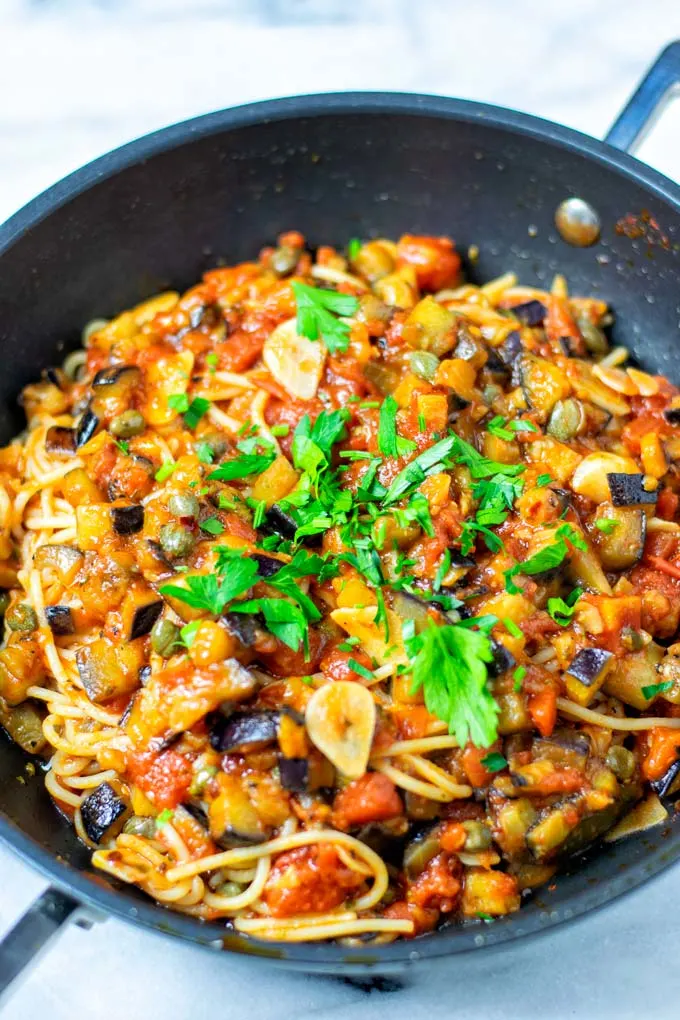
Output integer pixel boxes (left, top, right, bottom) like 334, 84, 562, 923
1, 90, 679, 969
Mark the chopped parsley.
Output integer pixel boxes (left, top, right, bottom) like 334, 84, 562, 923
504, 524, 588, 594
205, 352, 218, 373
481, 751, 507, 773
487, 415, 539, 441
209, 449, 276, 481
113, 439, 130, 455
406, 620, 498, 748
536, 473, 552, 487
199, 516, 225, 536
230, 597, 308, 653
641, 680, 674, 700
347, 657, 375, 681
347, 237, 362, 260
291, 281, 359, 354
513, 665, 527, 692
594, 518, 619, 534
503, 618, 523, 640
155, 461, 176, 482
547, 587, 583, 626
378, 396, 417, 459
155, 808, 174, 828
195, 441, 215, 464
160, 558, 259, 615
168, 393, 212, 429
270, 424, 290, 437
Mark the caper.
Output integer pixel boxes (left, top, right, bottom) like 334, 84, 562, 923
577, 315, 609, 356
168, 492, 200, 519
151, 617, 181, 657
0, 591, 10, 617
6, 603, 38, 632
110, 409, 145, 438
123, 815, 157, 838
409, 350, 439, 382
189, 765, 218, 796
605, 745, 636, 782
200, 434, 228, 460
217, 881, 243, 897
159, 523, 195, 559
547, 398, 584, 442
270, 245, 300, 277
462, 819, 493, 851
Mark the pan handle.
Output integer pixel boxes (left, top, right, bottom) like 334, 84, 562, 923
605, 40, 680, 153
0, 886, 81, 1003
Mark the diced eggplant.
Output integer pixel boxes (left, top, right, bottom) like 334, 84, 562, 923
607, 473, 658, 507
593, 506, 646, 571
532, 729, 590, 770
34, 544, 84, 584
498, 330, 523, 366
261, 504, 297, 539
45, 426, 77, 456
111, 504, 144, 535
511, 300, 547, 326
518, 354, 569, 417
76, 639, 143, 703
75, 408, 100, 447
560, 792, 638, 858
138, 664, 152, 686
527, 806, 577, 859
250, 553, 284, 578
222, 611, 269, 648
403, 827, 441, 879
129, 599, 163, 641
564, 647, 614, 706
391, 590, 437, 633
44, 605, 75, 636
651, 759, 680, 799
405, 791, 441, 821
278, 756, 309, 792
604, 644, 665, 710
488, 640, 516, 678
0, 700, 46, 754
664, 407, 680, 425
80, 781, 128, 843
210, 710, 279, 753
208, 774, 266, 846
43, 367, 62, 388
92, 365, 141, 389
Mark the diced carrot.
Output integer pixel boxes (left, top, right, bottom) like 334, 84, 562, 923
396, 235, 461, 291
528, 686, 557, 737
462, 744, 496, 788
641, 727, 680, 781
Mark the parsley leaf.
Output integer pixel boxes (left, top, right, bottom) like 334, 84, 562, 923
230, 597, 308, 652
378, 396, 417, 459
481, 751, 507, 772
291, 410, 349, 483
155, 461, 176, 482
504, 524, 588, 594
208, 450, 275, 481
114, 439, 130, 455
595, 518, 619, 534
195, 441, 215, 464
547, 586, 583, 627
348, 657, 375, 681
168, 393, 211, 429
160, 557, 258, 614
292, 281, 359, 354
406, 621, 498, 747
199, 516, 225, 536
347, 238, 362, 260
641, 680, 674, 700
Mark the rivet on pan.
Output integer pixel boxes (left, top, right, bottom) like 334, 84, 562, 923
555, 197, 601, 247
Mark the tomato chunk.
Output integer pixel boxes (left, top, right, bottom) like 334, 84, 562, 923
332, 772, 403, 829
261, 844, 364, 917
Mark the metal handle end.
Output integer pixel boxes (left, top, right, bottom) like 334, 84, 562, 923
0, 887, 79, 1004
605, 40, 680, 154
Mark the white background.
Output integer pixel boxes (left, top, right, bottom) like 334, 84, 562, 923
2, 1, 680, 1017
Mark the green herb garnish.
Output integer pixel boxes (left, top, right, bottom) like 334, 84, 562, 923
595, 518, 619, 534
481, 751, 507, 773
291, 281, 359, 354
199, 516, 225, 536
547, 587, 583, 626
378, 395, 417, 459
641, 680, 674, 700
504, 524, 588, 594
406, 620, 498, 748
160, 558, 258, 615
155, 461, 176, 482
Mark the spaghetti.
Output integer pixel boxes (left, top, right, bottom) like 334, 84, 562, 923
1, 230, 680, 943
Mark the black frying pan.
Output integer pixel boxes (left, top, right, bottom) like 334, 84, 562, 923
1, 41, 680, 994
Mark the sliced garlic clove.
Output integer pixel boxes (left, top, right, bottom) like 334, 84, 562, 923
330, 605, 407, 667
305, 680, 376, 779
262, 317, 326, 400
570, 451, 639, 504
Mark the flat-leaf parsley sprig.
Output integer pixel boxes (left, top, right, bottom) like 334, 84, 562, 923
292, 282, 359, 354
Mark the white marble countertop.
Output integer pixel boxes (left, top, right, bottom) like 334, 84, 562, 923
2, 1, 680, 1017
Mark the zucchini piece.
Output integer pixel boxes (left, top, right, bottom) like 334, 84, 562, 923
518, 354, 570, 417
604, 645, 666, 710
